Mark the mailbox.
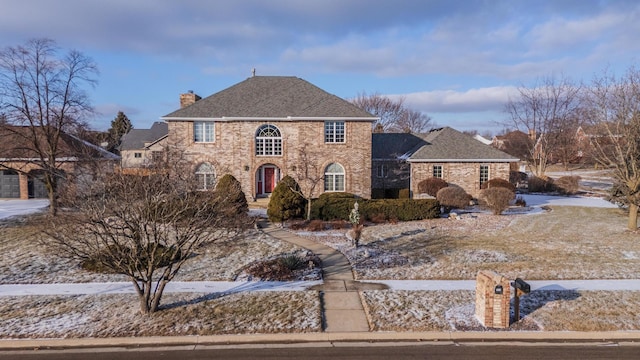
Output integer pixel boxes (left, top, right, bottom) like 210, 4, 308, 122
512, 278, 530, 294
511, 277, 531, 323
494, 285, 503, 295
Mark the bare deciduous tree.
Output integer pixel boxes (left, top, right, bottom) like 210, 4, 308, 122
44, 151, 250, 314
290, 145, 325, 220
583, 65, 640, 230
504, 75, 582, 175
350, 91, 432, 133
0, 38, 98, 215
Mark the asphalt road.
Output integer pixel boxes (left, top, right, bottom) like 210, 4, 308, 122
2, 342, 639, 360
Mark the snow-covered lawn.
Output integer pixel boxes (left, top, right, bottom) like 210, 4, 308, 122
362, 290, 640, 332
296, 202, 638, 281
0, 199, 49, 220
0, 291, 321, 338
2, 192, 640, 338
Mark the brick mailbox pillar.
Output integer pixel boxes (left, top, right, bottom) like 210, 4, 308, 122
475, 270, 511, 328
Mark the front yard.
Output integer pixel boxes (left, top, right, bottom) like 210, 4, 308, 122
1, 201, 639, 338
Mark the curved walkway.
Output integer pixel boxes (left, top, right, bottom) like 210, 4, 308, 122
258, 221, 386, 332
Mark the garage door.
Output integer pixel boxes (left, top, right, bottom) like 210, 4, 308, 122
0, 170, 20, 198
28, 175, 48, 199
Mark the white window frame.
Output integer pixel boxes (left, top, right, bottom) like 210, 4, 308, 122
433, 165, 443, 179
324, 163, 345, 192
480, 164, 489, 187
195, 162, 216, 190
255, 124, 282, 156
324, 121, 345, 143
194, 121, 215, 143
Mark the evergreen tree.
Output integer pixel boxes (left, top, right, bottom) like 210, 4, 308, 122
267, 175, 306, 223
108, 111, 133, 153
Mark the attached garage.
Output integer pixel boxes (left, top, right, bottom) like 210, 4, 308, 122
28, 171, 49, 199
0, 170, 21, 198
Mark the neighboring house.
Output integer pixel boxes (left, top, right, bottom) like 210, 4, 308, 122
0, 126, 119, 199
407, 127, 519, 198
119, 122, 168, 169
160, 76, 377, 200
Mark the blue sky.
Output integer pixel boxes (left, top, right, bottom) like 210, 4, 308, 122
1, 0, 639, 135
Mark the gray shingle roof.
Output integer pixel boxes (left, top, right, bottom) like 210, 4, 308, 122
372, 133, 427, 160
119, 122, 168, 151
409, 127, 519, 162
161, 76, 376, 120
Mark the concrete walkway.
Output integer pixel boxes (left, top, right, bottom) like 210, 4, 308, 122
259, 221, 386, 332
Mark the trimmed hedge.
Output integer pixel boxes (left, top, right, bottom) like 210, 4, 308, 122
481, 178, 516, 192
417, 177, 449, 196
310, 192, 440, 221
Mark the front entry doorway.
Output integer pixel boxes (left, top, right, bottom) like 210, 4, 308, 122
256, 164, 280, 197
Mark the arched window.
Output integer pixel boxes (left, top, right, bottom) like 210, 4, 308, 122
324, 163, 345, 192
255, 124, 282, 156
195, 162, 216, 190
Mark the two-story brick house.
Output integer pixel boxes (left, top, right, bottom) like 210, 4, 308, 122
160, 76, 377, 201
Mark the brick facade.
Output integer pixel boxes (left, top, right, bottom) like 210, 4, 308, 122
168, 119, 372, 200
410, 162, 511, 198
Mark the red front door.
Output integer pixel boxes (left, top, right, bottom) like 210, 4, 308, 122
264, 167, 275, 193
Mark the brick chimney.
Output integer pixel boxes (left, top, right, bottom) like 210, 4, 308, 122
180, 90, 201, 108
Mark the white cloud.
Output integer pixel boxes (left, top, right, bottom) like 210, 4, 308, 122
391, 86, 518, 114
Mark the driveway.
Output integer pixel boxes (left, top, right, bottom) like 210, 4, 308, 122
0, 199, 49, 220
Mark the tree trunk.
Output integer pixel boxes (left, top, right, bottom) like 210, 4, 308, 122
306, 197, 312, 221
628, 203, 639, 231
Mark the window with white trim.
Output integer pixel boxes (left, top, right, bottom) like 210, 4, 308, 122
324, 163, 345, 192
195, 162, 216, 190
433, 165, 443, 178
324, 121, 345, 143
194, 121, 215, 142
134, 152, 142, 158
480, 165, 489, 187
255, 124, 282, 156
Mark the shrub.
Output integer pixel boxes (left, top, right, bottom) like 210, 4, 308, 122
360, 199, 440, 221
436, 186, 471, 211
481, 178, 516, 192
528, 175, 555, 193
214, 174, 248, 215
479, 187, 515, 215
399, 188, 410, 199
417, 177, 448, 196
267, 175, 306, 222
515, 196, 527, 207
246, 253, 319, 281
370, 213, 387, 224
510, 171, 528, 185
555, 175, 581, 195
307, 219, 325, 231
310, 192, 359, 221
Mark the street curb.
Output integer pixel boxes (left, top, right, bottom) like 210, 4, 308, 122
1, 331, 639, 350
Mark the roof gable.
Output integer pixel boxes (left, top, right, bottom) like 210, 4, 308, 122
409, 127, 519, 162
161, 76, 376, 120
0, 125, 119, 160
119, 122, 168, 151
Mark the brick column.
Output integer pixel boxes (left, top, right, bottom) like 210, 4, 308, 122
475, 270, 511, 328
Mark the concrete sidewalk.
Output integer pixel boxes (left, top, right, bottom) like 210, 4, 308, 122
259, 221, 385, 332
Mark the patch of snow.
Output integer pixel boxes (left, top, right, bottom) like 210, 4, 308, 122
520, 194, 617, 208
0, 199, 49, 220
